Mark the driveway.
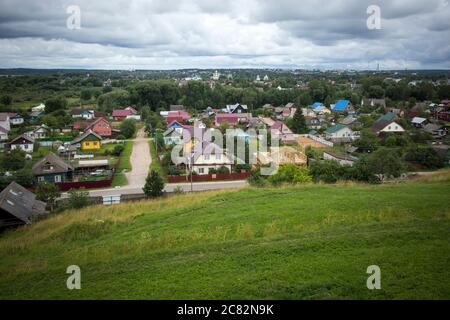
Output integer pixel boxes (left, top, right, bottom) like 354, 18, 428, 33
124, 127, 151, 189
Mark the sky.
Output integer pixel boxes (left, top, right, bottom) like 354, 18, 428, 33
0, 0, 449, 70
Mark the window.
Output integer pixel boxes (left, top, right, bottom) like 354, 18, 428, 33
85, 142, 90, 146
198, 168, 204, 174
204, 154, 210, 161
215, 154, 221, 160
388, 126, 391, 130
38, 176, 45, 182
54, 175, 61, 183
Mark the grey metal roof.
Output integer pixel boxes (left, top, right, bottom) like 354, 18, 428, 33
0, 182, 47, 226
32, 152, 74, 175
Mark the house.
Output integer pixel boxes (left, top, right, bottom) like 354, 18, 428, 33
32, 152, 74, 183
302, 108, 316, 118
361, 98, 386, 109
72, 108, 94, 120
85, 117, 112, 137
325, 124, 356, 143
256, 146, 307, 166
112, 107, 139, 121
4, 112, 24, 125
377, 112, 397, 122
371, 120, 405, 136
270, 121, 295, 144
0, 113, 11, 132
0, 126, 8, 143
170, 105, 185, 111
163, 128, 183, 145
31, 103, 45, 113
190, 142, 232, 175
306, 117, 322, 129
340, 115, 362, 128
166, 111, 190, 124
331, 100, 355, 113
312, 105, 331, 115
283, 103, 298, 118
9, 134, 34, 153
30, 110, 45, 120
225, 103, 248, 114
422, 123, 447, 138
323, 151, 359, 166
411, 117, 429, 128
311, 102, 324, 109
262, 104, 275, 112
215, 113, 251, 126
259, 117, 275, 128
24, 124, 49, 140
71, 130, 102, 150
0, 182, 47, 228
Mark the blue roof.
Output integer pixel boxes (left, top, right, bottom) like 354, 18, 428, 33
312, 102, 323, 109
333, 100, 351, 112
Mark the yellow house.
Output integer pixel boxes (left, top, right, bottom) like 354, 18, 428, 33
71, 130, 102, 150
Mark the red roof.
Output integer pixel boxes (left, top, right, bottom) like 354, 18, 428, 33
167, 111, 190, 120
112, 109, 132, 117
215, 113, 239, 124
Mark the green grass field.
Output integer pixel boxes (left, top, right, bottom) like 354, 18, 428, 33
0, 173, 449, 299
148, 139, 165, 177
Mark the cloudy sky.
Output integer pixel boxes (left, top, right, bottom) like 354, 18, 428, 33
0, 0, 449, 70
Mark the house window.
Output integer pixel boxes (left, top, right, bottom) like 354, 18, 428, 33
215, 154, 221, 160
85, 142, 90, 146
24, 144, 28, 149
54, 175, 61, 183
198, 168, 204, 174
204, 154, 210, 160
38, 176, 45, 182
388, 126, 391, 130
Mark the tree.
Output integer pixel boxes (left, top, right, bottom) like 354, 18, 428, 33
119, 119, 136, 139
68, 188, 90, 209
0, 95, 12, 106
35, 182, 61, 210
367, 148, 404, 180
143, 170, 165, 198
1, 149, 26, 171
291, 107, 308, 134
80, 89, 92, 101
354, 129, 379, 153
45, 97, 67, 113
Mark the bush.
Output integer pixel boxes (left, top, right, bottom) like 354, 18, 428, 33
216, 166, 230, 174
404, 146, 446, 169
116, 135, 126, 140
269, 164, 312, 185
143, 170, 165, 198
310, 160, 344, 183
172, 186, 185, 195
208, 168, 217, 174
35, 182, 61, 210
68, 188, 90, 209
112, 144, 124, 156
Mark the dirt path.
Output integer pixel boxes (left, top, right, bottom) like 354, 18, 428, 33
125, 128, 151, 188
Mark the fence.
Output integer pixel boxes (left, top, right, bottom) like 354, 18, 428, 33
304, 134, 334, 147
167, 172, 250, 183
55, 178, 112, 191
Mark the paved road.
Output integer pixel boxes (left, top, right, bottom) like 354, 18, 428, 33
87, 179, 248, 197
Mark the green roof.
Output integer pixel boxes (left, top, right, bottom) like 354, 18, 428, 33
325, 124, 347, 134
377, 112, 396, 122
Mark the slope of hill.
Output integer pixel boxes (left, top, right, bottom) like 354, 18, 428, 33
0, 173, 449, 299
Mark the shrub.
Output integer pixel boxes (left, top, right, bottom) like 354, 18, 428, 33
269, 164, 312, 185
208, 168, 217, 174
68, 188, 90, 209
120, 119, 136, 139
216, 166, 230, 174
112, 144, 124, 156
116, 135, 126, 141
172, 186, 185, 195
143, 170, 165, 198
35, 182, 61, 211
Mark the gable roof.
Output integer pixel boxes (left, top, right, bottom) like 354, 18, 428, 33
226, 103, 248, 113
112, 109, 132, 117
86, 117, 110, 130
333, 100, 351, 112
312, 102, 323, 109
411, 117, 427, 124
71, 130, 102, 145
325, 124, 349, 134
324, 151, 359, 162
377, 112, 396, 122
32, 152, 74, 175
0, 182, 47, 226
371, 120, 398, 133
10, 134, 34, 144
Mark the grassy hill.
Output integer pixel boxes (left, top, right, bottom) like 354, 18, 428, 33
0, 173, 449, 299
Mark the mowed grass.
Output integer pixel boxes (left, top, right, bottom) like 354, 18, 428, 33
0, 174, 449, 299
148, 139, 165, 177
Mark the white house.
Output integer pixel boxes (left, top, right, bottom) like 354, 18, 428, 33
24, 124, 49, 140
325, 124, 357, 143
9, 134, 35, 153
31, 103, 45, 113
190, 142, 232, 175
371, 120, 405, 136
0, 113, 11, 132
